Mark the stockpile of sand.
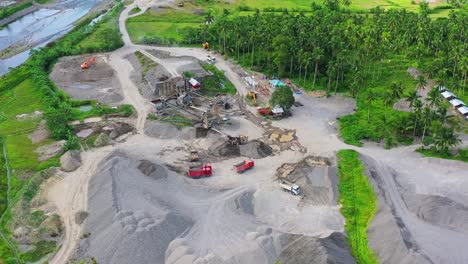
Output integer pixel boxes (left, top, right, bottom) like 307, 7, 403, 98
404, 193, 468, 232
76, 152, 193, 263
276, 156, 336, 205
209, 140, 273, 159
239, 140, 273, 159
277, 233, 356, 264
144, 121, 195, 140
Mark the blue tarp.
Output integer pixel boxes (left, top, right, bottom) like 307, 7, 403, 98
269, 80, 286, 87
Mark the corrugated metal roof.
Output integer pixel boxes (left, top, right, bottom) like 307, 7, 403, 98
450, 99, 465, 106
458, 106, 468, 115
441, 91, 455, 98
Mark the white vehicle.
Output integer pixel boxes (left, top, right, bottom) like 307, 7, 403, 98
280, 180, 301, 195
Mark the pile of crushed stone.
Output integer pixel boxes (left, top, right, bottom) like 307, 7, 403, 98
209, 140, 273, 159
144, 121, 195, 140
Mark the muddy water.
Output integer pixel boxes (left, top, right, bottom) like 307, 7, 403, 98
0, 0, 100, 75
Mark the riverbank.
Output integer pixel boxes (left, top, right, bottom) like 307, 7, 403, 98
0, 4, 39, 27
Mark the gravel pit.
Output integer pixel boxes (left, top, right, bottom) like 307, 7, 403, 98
50, 55, 124, 105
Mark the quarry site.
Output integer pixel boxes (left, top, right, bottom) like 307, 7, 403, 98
9, 1, 465, 264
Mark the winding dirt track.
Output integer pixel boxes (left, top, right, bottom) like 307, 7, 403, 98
48, 1, 468, 263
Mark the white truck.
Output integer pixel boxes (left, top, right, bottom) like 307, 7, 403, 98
280, 180, 301, 196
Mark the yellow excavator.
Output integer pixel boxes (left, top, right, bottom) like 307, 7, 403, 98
202, 42, 210, 50
248, 91, 257, 106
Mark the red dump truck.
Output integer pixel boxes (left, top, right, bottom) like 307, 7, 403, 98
234, 160, 255, 173
188, 164, 212, 178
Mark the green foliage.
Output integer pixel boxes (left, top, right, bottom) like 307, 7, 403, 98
78, 3, 124, 52
64, 134, 80, 151
20, 240, 57, 262
417, 147, 468, 163
0, 1, 33, 20
160, 114, 193, 128
270, 86, 295, 110
183, 71, 195, 78
337, 149, 378, 264
200, 64, 237, 96
28, 210, 47, 228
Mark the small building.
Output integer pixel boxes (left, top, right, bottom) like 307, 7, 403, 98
441, 91, 456, 100
272, 105, 285, 116
449, 98, 465, 108
457, 106, 468, 117
189, 78, 201, 89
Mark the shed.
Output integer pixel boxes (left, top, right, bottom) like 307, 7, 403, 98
189, 78, 201, 89
269, 80, 286, 87
449, 99, 465, 108
441, 91, 455, 100
458, 106, 468, 116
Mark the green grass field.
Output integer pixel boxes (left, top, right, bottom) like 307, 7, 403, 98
337, 149, 378, 264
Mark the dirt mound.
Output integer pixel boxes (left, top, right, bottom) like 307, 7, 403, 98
404, 193, 468, 232
277, 233, 356, 264
144, 121, 195, 140
35, 140, 66, 161
50, 55, 124, 106
277, 156, 336, 205
60, 150, 82, 172
208, 141, 240, 157
76, 151, 193, 264
137, 160, 168, 180
239, 140, 273, 159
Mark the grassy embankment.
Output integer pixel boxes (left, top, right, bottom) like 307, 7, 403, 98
0, 3, 127, 263
0, 2, 33, 20
417, 147, 468, 162
125, 0, 456, 44
337, 149, 378, 264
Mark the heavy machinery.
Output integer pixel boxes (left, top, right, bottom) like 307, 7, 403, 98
188, 164, 212, 178
81, 57, 96, 69
190, 151, 199, 162
280, 180, 301, 195
202, 42, 210, 50
248, 91, 257, 106
177, 1, 184, 7
234, 160, 254, 173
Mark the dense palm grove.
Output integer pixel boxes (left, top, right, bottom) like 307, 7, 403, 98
185, 1, 467, 153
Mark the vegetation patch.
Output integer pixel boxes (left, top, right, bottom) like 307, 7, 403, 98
200, 64, 236, 96
0, 1, 33, 20
160, 114, 192, 128
337, 149, 378, 264
417, 147, 468, 163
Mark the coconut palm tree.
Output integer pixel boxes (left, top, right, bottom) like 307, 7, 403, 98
365, 91, 377, 123
406, 91, 421, 109
416, 74, 428, 91
426, 87, 442, 108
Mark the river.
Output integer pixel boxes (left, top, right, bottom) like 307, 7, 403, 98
0, 0, 100, 76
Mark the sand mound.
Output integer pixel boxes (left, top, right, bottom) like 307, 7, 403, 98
277, 233, 356, 264
404, 193, 468, 232
239, 140, 273, 159
208, 141, 240, 157
77, 151, 193, 264
277, 156, 336, 205
144, 121, 195, 140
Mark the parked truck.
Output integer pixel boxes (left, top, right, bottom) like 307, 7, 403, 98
188, 164, 212, 178
234, 160, 254, 173
280, 180, 301, 195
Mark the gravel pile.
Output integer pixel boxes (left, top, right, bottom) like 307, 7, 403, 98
277, 233, 356, 264
239, 140, 273, 159
144, 121, 195, 140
